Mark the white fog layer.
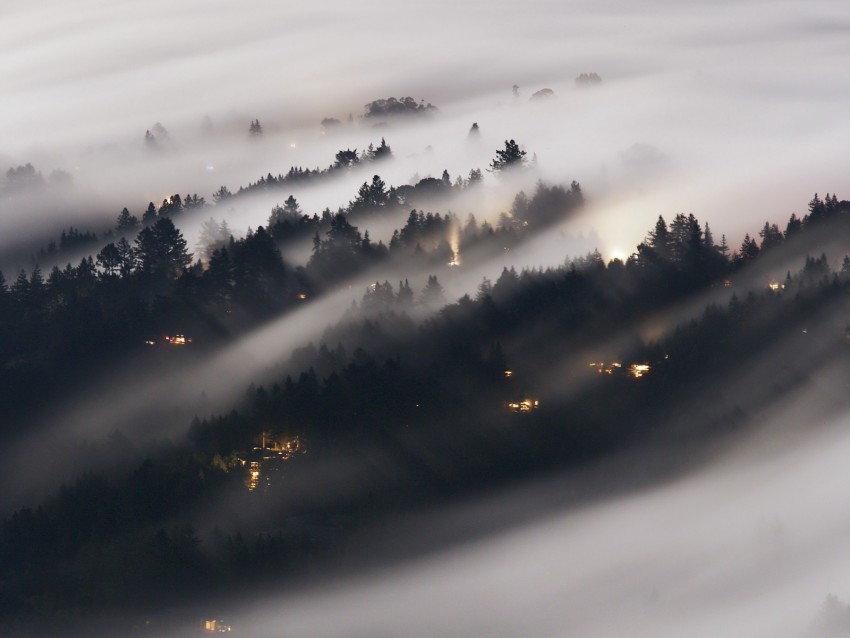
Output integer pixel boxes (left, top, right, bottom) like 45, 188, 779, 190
2, 0, 849, 636
2, 0, 848, 250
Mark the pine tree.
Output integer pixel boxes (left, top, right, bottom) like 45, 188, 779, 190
419, 274, 446, 310
758, 222, 783, 252
197, 217, 230, 262
116, 207, 139, 233
115, 237, 134, 278
372, 138, 393, 160
11, 270, 29, 305
735, 233, 760, 264
476, 276, 493, 300
718, 234, 730, 258
807, 193, 825, 223
647, 215, 671, 260
29, 266, 45, 307
212, 186, 232, 203
840, 256, 850, 280
703, 223, 715, 250
96, 243, 121, 277
350, 175, 389, 213
489, 139, 527, 174
785, 213, 802, 238
134, 217, 192, 278
334, 148, 359, 169
397, 279, 414, 308
142, 202, 158, 225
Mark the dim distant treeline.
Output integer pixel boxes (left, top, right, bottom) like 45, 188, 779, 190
0, 163, 73, 197
229, 137, 395, 198
23, 134, 491, 272
22, 137, 537, 277
1, 188, 846, 432
363, 96, 437, 120
192, 193, 850, 463
3, 188, 850, 633
0, 175, 583, 432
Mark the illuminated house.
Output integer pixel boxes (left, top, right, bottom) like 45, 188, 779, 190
589, 361, 622, 375
507, 397, 540, 412
202, 619, 232, 632
590, 361, 653, 379
255, 432, 305, 458
163, 334, 192, 345
628, 363, 651, 378
245, 461, 261, 491
242, 433, 307, 490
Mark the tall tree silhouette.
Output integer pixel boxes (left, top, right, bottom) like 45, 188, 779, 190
489, 139, 527, 174
134, 217, 192, 279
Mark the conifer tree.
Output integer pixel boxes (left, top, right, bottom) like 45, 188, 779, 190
142, 202, 158, 225
489, 139, 527, 174
116, 207, 139, 233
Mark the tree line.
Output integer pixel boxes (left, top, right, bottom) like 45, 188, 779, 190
3, 189, 850, 633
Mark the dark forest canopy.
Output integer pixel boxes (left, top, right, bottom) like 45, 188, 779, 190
2, 181, 850, 634
230, 137, 396, 197
363, 96, 437, 120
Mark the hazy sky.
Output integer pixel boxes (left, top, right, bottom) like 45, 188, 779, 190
2, 0, 849, 254
3, 2, 850, 634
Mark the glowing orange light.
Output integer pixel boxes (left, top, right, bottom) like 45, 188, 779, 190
507, 397, 539, 412
629, 363, 650, 378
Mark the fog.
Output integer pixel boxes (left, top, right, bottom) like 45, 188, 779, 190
240, 417, 850, 638
3, 0, 849, 257
3, 0, 850, 634
113, 364, 850, 638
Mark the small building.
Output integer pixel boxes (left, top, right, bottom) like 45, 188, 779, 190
589, 361, 622, 375
507, 397, 539, 412
202, 618, 232, 632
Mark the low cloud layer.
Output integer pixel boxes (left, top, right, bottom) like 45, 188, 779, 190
2, 0, 848, 255
152, 378, 850, 638
2, 2, 849, 634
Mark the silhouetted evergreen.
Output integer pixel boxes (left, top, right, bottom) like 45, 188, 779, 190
363, 96, 437, 119
3, 187, 850, 634
489, 139, 527, 173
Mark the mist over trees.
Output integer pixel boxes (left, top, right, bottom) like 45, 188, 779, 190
489, 139, 528, 174
4, 177, 850, 634
2, 89, 850, 636
363, 96, 437, 120
3, 0, 849, 633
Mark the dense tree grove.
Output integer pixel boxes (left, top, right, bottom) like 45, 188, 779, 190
2, 176, 850, 634
489, 139, 527, 173
363, 96, 437, 119
231, 138, 397, 197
